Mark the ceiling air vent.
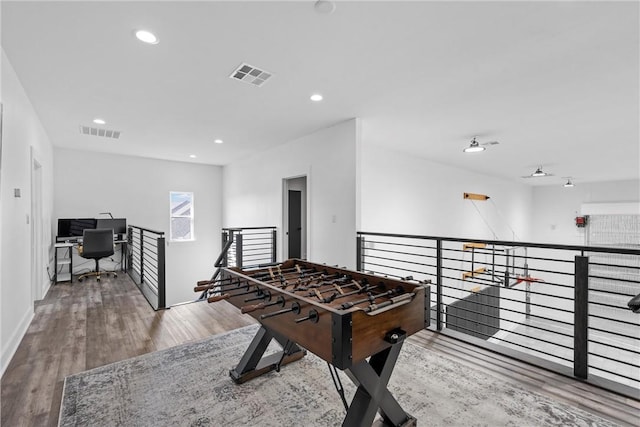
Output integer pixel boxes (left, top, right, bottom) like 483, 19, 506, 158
79, 125, 121, 139
229, 63, 273, 87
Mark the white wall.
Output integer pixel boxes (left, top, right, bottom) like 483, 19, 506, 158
531, 179, 640, 245
223, 119, 358, 268
54, 148, 223, 306
360, 144, 533, 241
0, 49, 55, 375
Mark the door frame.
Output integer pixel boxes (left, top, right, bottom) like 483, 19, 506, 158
30, 147, 45, 301
282, 175, 307, 260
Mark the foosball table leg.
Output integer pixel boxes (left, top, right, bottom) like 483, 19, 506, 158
229, 325, 306, 384
342, 329, 416, 427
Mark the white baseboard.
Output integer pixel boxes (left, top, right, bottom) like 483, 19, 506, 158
0, 306, 34, 378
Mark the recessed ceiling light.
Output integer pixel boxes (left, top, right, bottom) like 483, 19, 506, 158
93, 118, 106, 125
135, 30, 159, 45
310, 93, 323, 102
189, 154, 197, 159
214, 139, 224, 144
314, 0, 336, 14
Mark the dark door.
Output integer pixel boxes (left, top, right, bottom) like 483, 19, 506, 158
288, 190, 302, 258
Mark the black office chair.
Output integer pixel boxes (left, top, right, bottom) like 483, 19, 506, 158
78, 228, 116, 282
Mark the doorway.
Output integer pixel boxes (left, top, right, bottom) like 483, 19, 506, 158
283, 176, 307, 260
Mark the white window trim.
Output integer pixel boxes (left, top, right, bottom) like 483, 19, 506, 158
169, 191, 195, 242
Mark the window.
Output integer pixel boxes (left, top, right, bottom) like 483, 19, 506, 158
170, 192, 194, 241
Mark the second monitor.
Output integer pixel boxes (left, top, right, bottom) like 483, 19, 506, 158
96, 218, 127, 240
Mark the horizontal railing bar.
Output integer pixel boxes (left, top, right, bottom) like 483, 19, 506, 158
587, 365, 640, 383
129, 225, 165, 236
588, 274, 640, 284
438, 275, 575, 303
587, 326, 639, 341
357, 231, 640, 255
363, 239, 438, 251
589, 261, 640, 270
587, 352, 640, 368
223, 226, 276, 231
588, 339, 640, 355
439, 322, 573, 361
444, 305, 574, 339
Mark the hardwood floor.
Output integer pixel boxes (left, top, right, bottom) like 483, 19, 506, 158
2, 274, 638, 426
1, 275, 256, 427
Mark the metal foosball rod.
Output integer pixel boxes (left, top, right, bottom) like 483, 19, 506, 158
364, 292, 415, 313
259, 270, 326, 286
252, 265, 317, 281
294, 275, 351, 292
207, 286, 265, 303
193, 276, 239, 292
241, 296, 285, 314
339, 286, 404, 310
244, 290, 271, 302
307, 281, 374, 302
294, 309, 319, 323
260, 302, 301, 319
200, 281, 251, 295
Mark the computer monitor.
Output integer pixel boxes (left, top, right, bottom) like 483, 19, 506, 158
57, 218, 72, 238
96, 218, 127, 239
57, 218, 97, 239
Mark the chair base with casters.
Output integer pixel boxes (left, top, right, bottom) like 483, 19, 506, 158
77, 228, 116, 282
77, 259, 117, 282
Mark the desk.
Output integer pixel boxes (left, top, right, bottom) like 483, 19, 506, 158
53, 238, 127, 284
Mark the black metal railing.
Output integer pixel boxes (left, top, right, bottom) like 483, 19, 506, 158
356, 231, 640, 398
222, 227, 277, 269
196, 226, 277, 302
127, 225, 166, 310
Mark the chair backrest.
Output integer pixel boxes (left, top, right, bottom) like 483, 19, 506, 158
82, 228, 115, 259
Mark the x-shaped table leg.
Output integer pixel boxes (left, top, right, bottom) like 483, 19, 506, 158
342, 334, 415, 427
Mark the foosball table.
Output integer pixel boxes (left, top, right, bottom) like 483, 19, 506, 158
195, 259, 430, 427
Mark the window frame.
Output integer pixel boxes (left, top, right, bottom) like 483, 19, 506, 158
169, 191, 195, 242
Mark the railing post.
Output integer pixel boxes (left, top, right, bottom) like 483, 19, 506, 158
127, 227, 133, 272
236, 233, 243, 268
271, 228, 277, 263
356, 234, 363, 271
221, 230, 229, 267
157, 236, 166, 309
436, 239, 443, 331
139, 230, 145, 285
574, 255, 589, 379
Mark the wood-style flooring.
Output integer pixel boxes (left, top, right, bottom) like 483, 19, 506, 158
2, 275, 638, 426
1, 276, 256, 427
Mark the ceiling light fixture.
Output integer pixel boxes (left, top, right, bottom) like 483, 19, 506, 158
135, 30, 159, 45
214, 139, 224, 144
563, 178, 575, 188
189, 154, 197, 159
314, 0, 336, 14
310, 93, 323, 102
93, 118, 106, 125
463, 137, 486, 153
531, 167, 548, 177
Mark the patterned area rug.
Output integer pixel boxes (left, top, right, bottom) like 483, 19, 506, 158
59, 324, 619, 427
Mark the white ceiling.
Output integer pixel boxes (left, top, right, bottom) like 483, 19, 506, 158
2, 1, 638, 186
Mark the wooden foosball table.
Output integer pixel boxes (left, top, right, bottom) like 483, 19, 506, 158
195, 259, 430, 427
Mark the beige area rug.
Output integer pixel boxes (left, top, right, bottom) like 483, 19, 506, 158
60, 324, 620, 426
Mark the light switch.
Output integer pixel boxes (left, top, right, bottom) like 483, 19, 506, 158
14, 188, 21, 198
